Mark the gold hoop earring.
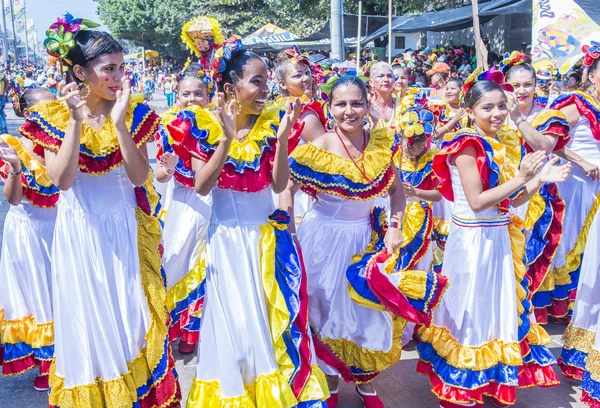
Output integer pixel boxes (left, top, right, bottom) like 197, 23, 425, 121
78, 82, 91, 99
234, 98, 242, 114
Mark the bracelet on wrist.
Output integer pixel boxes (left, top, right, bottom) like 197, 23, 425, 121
389, 220, 401, 230
8, 165, 21, 176
163, 167, 175, 176
515, 116, 527, 127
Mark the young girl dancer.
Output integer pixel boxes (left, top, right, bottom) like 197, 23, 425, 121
0, 88, 58, 391
417, 77, 570, 408
155, 18, 223, 353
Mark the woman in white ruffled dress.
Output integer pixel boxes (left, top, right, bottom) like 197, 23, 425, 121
170, 39, 328, 407
22, 20, 179, 407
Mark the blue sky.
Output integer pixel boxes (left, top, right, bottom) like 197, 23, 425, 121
26, 0, 105, 42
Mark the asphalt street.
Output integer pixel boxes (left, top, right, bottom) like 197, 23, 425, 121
0, 94, 587, 407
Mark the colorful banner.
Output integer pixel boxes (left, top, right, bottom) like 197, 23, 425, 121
532, 0, 600, 74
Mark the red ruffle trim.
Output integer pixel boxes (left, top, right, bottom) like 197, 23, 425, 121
527, 184, 565, 295
558, 359, 584, 380
416, 359, 517, 405
167, 298, 204, 345
23, 188, 59, 208
534, 298, 570, 324
582, 390, 600, 408
432, 135, 492, 202
1, 354, 51, 376
312, 334, 379, 384
517, 363, 560, 388
364, 250, 448, 327
21, 112, 160, 174
551, 94, 600, 141
167, 116, 278, 193
139, 350, 181, 408
301, 165, 396, 201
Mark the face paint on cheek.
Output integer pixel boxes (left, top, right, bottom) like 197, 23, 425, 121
105, 78, 109, 82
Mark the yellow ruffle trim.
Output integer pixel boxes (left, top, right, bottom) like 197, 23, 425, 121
562, 323, 596, 353
493, 128, 522, 182
165, 243, 206, 312
49, 207, 177, 408
177, 105, 282, 164
0, 311, 53, 349
320, 315, 406, 375
187, 369, 307, 408
419, 325, 522, 370
30, 100, 152, 158
526, 322, 552, 346
160, 105, 180, 125
585, 349, 600, 383
531, 110, 568, 136
540, 193, 600, 292
524, 191, 545, 231
508, 218, 528, 323
400, 148, 439, 173
290, 127, 397, 184
1, 134, 53, 187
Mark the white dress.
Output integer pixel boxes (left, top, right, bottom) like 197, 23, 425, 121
53, 168, 151, 386
189, 187, 328, 407
580, 206, 600, 406
557, 115, 600, 379
162, 179, 211, 342
298, 194, 400, 378
0, 201, 56, 375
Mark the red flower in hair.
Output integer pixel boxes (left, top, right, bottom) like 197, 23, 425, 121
582, 41, 600, 67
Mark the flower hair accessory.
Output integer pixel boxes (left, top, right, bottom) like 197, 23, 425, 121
210, 36, 244, 83
399, 108, 435, 142
462, 66, 514, 97
282, 45, 310, 66
499, 51, 525, 75
582, 41, 600, 67
44, 12, 100, 65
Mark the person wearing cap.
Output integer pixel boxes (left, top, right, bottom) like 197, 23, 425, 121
426, 62, 451, 97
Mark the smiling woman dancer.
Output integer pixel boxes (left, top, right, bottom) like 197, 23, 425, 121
416, 74, 570, 408
20, 13, 180, 408
282, 75, 448, 408
166, 37, 329, 407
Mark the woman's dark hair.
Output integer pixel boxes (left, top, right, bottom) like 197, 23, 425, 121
447, 77, 463, 88
220, 49, 264, 87
589, 58, 600, 75
13, 87, 56, 118
178, 62, 208, 92
505, 62, 536, 82
464, 80, 505, 109
329, 75, 369, 103
65, 30, 123, 84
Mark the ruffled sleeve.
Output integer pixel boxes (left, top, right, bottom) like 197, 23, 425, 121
155, 107, 195, 188
0, 135, 59, 207
432, 129, 500, 202
400, 148, 439, 190
272, 96, 326, 151
165, 105, 285, 192
289, 128, 399, 200
550, 91, 600, 141
530, 110, 570, 152
21, 99, 160, 175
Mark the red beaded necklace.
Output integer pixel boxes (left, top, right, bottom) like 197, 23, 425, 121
334, 126, 373, 184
